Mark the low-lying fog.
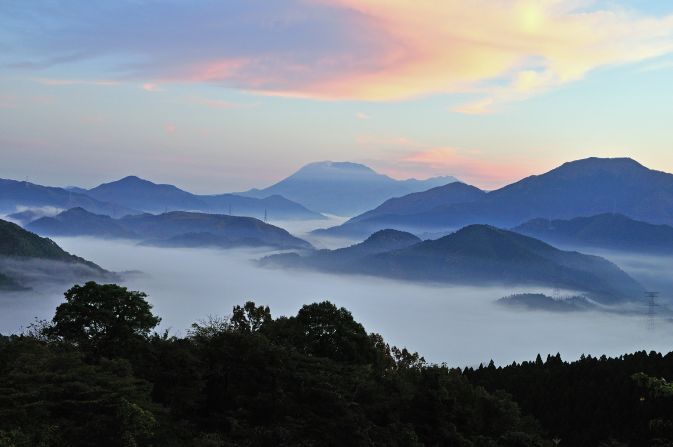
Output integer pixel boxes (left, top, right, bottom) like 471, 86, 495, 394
3, 235, 673, 367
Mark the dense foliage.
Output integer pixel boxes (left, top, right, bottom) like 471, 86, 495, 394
0, 282, 546, 446
0, 219, 97, 266
5, 282, 673, 446
466, 352, 673, 446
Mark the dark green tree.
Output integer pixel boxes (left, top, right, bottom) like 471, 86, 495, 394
291, 301, 376, 363
47, 282, 160, 358
230, 301, 271, 333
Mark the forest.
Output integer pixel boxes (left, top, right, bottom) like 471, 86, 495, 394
1, 282, 672, 447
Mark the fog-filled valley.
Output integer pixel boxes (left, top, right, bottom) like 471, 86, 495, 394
3, 233, 673, 367
9, 3, 673, 441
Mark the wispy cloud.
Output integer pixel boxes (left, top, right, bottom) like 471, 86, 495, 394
357, 135, 534, 188
187, 96, 256, 110
164, 123, 177, 135
4, 1, 673, 109
142, 83, 162, 92
33, 78, 119, 87
355, 112, 371, 120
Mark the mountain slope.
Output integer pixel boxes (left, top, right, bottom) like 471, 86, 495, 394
242, 161, 457, 216
28, 207, 137, 239
0, 218, 110, 289
0, 178, 135, 217
0, 218, 96, 263
349, 182, 485, 223
6, 208, 59, 225
26, 208, 312, 250
120, 211, 312, 250
87, 176, 205, 211
318, 182, 485, 236
85, 176, 323, 220
513, 213, 673, 254
264, 225, 643, 303
319, 157, 673, 236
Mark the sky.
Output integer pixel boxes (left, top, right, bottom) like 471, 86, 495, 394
2, 0, 673, 193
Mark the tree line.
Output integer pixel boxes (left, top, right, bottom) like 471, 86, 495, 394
1, 282, 672, 446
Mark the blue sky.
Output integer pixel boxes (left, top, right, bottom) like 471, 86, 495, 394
1, 0, 673, 193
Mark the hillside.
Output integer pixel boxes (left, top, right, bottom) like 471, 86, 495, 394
242, 161, 457, 216
28, 207, 137, 239
0, 178, 135, 217
513, 213, 673, 254
85, 176, 323, 220
318, 157, 673, 237
27, 208, 312, 250
318, 182, 485, 236
264, 225, 643, 303
120, 211, 312, 250
0, 218, 110, 289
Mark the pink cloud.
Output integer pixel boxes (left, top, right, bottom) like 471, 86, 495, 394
357, 135, 535, 189
398, 147, 532, 188
164, 123, 177, 135
188, 96, 255, 110
166, 1, 673, 109
15, 1, 673, 110
142, 83, 162, 92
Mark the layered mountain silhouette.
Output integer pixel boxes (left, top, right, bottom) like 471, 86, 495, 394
497, 293, 595, 312
27, 207, 137, 239
0, 218, 111, 290
6, 208, 59, 226
318, 157, 673, 237
28, 208, 312, 250
0, 178, 135, 217
263, 225, 643, 303
318, 182, 486, 237
84, 175, 323, 220
241, 161, 458, 216
513, 213, 673, 254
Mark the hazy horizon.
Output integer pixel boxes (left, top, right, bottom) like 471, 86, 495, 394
2, 1, 673, 193
2, 236, 671, 367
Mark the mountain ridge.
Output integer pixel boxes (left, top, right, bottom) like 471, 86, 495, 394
28, 208, 312, 250
264, 224, 643, 303
0, 218, 111, 289
317, 157, 673, 237
84, 175, 324, 220
513, 213, 673, 254
241, 160, 458, 216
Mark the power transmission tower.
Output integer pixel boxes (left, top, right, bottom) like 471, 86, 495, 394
264, 208, 267, 222
646, 292, 659, 331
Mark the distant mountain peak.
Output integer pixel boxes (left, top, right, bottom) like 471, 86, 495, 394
110, 175, 161, 186
292, 161, 378, 178
301, 161, 375, 172
363, 229, 421, 245
244, 160, 458, 215
60, 207, 92, 216
554, 157, 646, 173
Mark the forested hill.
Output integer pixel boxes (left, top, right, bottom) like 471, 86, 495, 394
0, 282, 546, 446
264, 225, 643, 302
3, 282, 673, 445
0, 218, 103, 270
466, 351, 673, 446
0, 218, 109, 290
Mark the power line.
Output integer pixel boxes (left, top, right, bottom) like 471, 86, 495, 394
646, 291, 659, 331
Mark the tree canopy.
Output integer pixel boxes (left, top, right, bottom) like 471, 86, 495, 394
46, 282, 160, 358
4, 282, 673, 446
